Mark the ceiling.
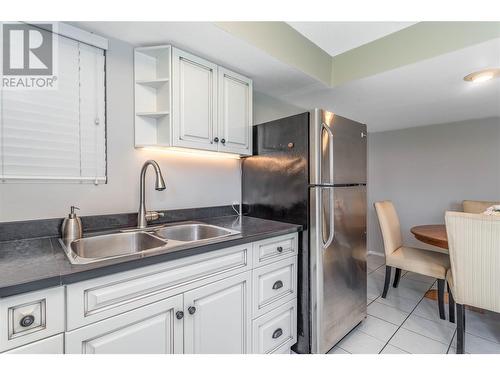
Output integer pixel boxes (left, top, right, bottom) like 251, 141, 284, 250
73, 22, 500, 132
72, 21, 324, 98
281, 37, 500, 132
288, 22, 416, 56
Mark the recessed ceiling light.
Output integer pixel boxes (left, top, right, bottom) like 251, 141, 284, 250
464, 68, 500, 83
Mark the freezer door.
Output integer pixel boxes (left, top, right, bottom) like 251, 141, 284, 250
309, 109, 367, 185
309, 185, 367, 353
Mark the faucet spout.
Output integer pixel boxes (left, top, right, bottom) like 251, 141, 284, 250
138, 160, 166, 229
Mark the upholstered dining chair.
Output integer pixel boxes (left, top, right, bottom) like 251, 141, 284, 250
463, 200, 500, 214
445, 211, 500, 354
374, 201, 450, 319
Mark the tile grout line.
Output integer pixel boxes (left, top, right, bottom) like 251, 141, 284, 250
377, 276, 437, 354
447, 329, 457, 354
367, 261, 500, 354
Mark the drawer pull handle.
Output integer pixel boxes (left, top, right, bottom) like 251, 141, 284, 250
20, 314, 35, 328
176, 311, 184, 320
277, 246, 283, 253
272, 328, 283, 339
272, 280, 284, 290
188, 306, 196, 315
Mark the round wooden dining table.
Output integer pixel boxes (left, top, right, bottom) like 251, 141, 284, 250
410, 224, 448, 249
410, 224, 449, 303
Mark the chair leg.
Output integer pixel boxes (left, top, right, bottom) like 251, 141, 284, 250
393, 268, 401, 288
437, 279, 446, 320
382, 266, 391, 298
448, 282, 455, 323
456, 304, 465, 354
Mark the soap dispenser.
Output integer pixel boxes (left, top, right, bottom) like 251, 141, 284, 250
61, 206, 83, 243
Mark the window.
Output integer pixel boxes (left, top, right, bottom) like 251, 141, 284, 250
0, 24, 107, 183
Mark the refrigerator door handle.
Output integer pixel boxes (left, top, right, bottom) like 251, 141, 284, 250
320, 122, 334, 185
320, 187, 335, 249
324, 188, 335, 249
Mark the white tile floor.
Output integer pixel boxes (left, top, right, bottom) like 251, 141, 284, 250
328, 253, 500, 354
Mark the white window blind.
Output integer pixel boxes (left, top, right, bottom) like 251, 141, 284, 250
0, 33, 106, 183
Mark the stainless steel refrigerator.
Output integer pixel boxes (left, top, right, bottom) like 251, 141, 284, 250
242, 109, 367, 354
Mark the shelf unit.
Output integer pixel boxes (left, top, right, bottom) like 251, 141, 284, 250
134, 46, 172, 146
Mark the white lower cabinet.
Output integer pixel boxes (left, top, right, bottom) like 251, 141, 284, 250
252, 299, 297, 354
184, 272, 251, 354
3, 334, 64, 354
65, 295, 184, 354
0, 286, 65, 353
2, 233, 298, 354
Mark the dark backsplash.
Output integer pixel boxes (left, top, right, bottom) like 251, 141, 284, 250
0, 205, 236, 242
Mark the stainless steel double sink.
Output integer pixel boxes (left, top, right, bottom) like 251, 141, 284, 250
61, 222, 240, 265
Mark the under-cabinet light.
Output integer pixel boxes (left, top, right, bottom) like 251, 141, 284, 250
139, 146, 242, 160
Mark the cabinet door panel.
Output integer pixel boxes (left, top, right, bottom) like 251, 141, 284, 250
218, 67, 252, 155
184, 272, 251, 354
65, 294, 183, 354
172, 48, 218, 151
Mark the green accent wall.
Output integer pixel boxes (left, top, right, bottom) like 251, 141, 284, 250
216, 22, 500, 88
215, 22, 333, 86
331, 22, 500, 86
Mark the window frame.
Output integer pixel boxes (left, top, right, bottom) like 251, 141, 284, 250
0, 22, 108, 184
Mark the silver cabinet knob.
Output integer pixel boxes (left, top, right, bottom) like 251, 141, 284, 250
20, 314, 35, 327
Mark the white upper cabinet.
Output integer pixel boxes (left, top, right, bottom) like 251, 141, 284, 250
172, 48, 218, 151
134, 45, 253, 156
218, 67, 253, 155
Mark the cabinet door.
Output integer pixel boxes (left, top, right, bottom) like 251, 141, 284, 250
183, 272, 252, 354
218, 67, 252, 155
172, 48, 218, 151
65, 295, 183, 354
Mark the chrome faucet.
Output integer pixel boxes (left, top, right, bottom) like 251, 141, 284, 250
138, 160, 166, 229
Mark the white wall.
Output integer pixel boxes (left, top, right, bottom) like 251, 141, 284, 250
253, 91, 305, 125
0, 37, 241, 222
367, 117, 500, 254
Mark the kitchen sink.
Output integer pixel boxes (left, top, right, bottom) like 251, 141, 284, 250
153, 223, 239, 242
67, 231, 167, 262
60, 222, 240, 265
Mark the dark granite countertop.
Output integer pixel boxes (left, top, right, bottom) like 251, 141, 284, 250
0, 215, 301, 297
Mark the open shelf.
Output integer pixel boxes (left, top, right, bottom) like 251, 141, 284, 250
135, 78, 169, 89
136, 111, 169, 119
134, 45, 172, 147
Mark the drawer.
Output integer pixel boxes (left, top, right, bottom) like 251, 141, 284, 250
252, 256, 297, 317
2, 334, 64, 354
253, 233, 298, 266
0, 287, 65, 352
252, 299, 297, 354
67, 244, 251, 330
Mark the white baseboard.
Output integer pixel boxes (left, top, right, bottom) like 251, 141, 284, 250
367, 250, 384, 257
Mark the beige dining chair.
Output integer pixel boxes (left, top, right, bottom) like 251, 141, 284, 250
374, 201, 450, 319
445, 211, 500, 354
463, 200, 500, 214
